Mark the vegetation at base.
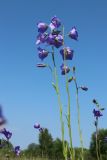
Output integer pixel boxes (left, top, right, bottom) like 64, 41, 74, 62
0, 128, 107, 160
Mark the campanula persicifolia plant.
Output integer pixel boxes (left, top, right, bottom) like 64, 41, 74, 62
92, 99, 105, 160
36, 16, 88, 160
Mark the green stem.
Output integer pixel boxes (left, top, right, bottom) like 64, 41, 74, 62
62, 25, 74, 160
74, 78, 84, 160
96, 117, 100, 160
51, 47, 67, 159
66, 75, 74, 160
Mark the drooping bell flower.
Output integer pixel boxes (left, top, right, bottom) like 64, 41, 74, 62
60, 64, 70, 75
14, 146, 21, 156
49, 16, 61, 30
38, 47, 48, 60
34, 123, 40, 129
69, 27, 78, 40
0, 106, 6, 126
47, 34, 63, 48
93, 109, 103, 118
60, 47, 74, 60
36, 33, 48, 45
1, 128, 12, 140
37, 22, 48, 33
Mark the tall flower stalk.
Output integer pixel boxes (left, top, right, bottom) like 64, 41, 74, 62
62, 26, 74, 160
51, 46, 67, 159
36, 16, 83, 160
93, 99, 104, 160
72, 69, 86, 160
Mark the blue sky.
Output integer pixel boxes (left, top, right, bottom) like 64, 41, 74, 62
0, 0, 107, 149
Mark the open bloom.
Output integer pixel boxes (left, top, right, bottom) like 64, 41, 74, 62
93, 109, 103, 118
47, 34, 63, 48
60, 47, 74, 60
49, 16, 61, 30
36, 33, 48, 45
14, 146, 21, 156
38, 47, 48, 60
60, 64, 70, 75
69, 27, 78, 40
37, 22, 48, 33
0, 128, 12, 140
34, 123, 40, 129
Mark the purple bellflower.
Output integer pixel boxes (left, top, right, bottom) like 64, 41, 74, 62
38, 47, 48, 60
34, 123, 40, 129
14, 146, 21, 156
60, 47, 74, 60
60, 64, 70, 75
0, 128, 12, 140
36, 33, 48, 45
37, 22, 48, 33
93, 109, 103, 118
69, 27, 78, 40
47, 34, 63, 48
49, 16, 61, 30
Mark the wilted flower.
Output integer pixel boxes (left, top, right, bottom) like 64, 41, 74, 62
14, 146, 21, 156
36, 33, 48, 45
37, 22, 48, 33
93, 109, 103, 118
34, 123, 40, 129
80, 86, 88, 91
38, 47, 48, 60
0, 106, 6, 126
47, 34, 63, 48
49, 16, 61, 30
60, 47, 74, 60
60, 64, 70, 75
69, 27, 78, 40
0, 128, 12, 140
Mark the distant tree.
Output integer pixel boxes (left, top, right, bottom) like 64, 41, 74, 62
24, 143, 40, 158
52, 138, 64, 160
0, 139, 13, 158
90, 129, 107, 160
39, 128, 53, 158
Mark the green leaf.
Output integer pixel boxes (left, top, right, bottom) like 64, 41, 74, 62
52, 82, 58, 94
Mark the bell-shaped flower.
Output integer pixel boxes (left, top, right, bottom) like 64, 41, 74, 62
0, 128, 12, 140
14, 146, 21, 156
38, 47, 48, 60
34, 123, 40, 129
37, 22, 48, 33
36, 33, 48, 45
60, 47, 74, 60
69, 27, 78, 40
49, 16, 61, 30
60, 64, 70, 75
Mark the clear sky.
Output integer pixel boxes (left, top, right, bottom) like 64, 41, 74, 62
0, 0, 107, 149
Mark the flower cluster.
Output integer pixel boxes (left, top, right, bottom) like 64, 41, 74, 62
36, 16, 78, 75
34, 123, 43, 132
